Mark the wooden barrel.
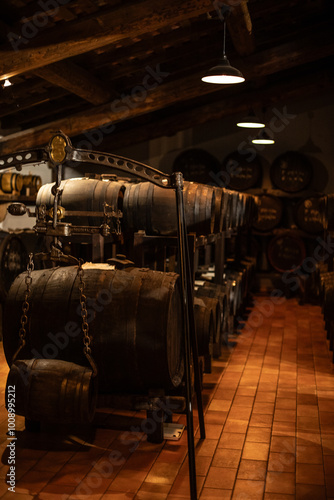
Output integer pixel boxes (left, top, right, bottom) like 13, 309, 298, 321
6, 359, 97, 424
193, 294, 221, 351
0, 231, 28, 302
0, 172, 23, 194
196, 283, 228, 334
293, 196, 324, 234
267, 233, 306, 273
213, 187, 224, 233
221, 151, 262, 191
193, 298, 214, 357
122, 181, 216, 236
270, 151, 313, 192
36, 178, 125, 227
22, 174, 42, 195
221, 189, 232, 230
173, 148, 221, 184
253, 195, 283, 232
3, 264, 184, 393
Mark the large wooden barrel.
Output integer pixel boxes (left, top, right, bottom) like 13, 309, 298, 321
267, 232, 306, 273
36, 178, 126, 227
221, 151, 262, 191
123, 181, 216, 236
0, 231, 28, 301
253, 195, 283, 232
173, 148, 220, 184
6, 359, 97, 424
293, 195, 324, 234
270, 151, 313, 192
0, 172, 23, 194
3, 264, 184, 393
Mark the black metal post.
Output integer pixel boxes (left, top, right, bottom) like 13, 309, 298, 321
183, 217, 206, 440
173, 172, 197, 500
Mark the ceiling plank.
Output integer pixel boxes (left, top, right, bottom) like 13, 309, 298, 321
0, 0, 220, 81
33, 60, 114, 105
1, 30, 333, 155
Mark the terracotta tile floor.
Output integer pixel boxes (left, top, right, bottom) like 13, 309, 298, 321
0, 296, 334, 499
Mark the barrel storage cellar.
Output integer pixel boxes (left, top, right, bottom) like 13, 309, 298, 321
0, 1, 333, 499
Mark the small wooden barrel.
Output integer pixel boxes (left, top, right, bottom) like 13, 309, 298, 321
293, 196, 324, 234
6, 359, 97, 424
3, 264, 184, 393
173, 148, 221, 184
123, 181, 216, 236
221, 151, 262, 191
22, 175, 42, 195
0, 172, 23, 194
253, 195, 283, 232
36, 178, 126, 227
267, 232, 306, 273
270, 151, 312, 192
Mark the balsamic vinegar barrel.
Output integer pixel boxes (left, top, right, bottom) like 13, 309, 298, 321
270, 151, 313, 192
293, 195, 324, 234
0, 172, 23, 194
36, 178, 126, 226
123, 181, 216, 236
7, 359, 97, 424
3, 264, 184, 393
221, 151, 262, 191
253, 195, 283, 232
267, 232, 306, 273
193, 298, 214, 356
22, 174, 42, 196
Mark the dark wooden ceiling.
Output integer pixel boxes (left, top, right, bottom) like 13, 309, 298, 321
0, 0, 333, 155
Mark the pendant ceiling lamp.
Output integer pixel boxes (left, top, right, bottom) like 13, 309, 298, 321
237, 109, 265, 128
201, 21, 245, 84
252, 131, 275, 145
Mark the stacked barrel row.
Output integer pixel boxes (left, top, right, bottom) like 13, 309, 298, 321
194, 256, 256, 371
36, 177, 257, 236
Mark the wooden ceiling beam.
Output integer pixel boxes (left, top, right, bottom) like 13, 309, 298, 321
0, 30, 333, 155
0, 0, 220, 81
33, 60, 114, 105
226, 0, 256, 56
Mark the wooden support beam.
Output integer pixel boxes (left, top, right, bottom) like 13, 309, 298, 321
33, 60, 114, 105
0, 30, 333, 155
0, 0, 218, 80
226, 1, 255, 56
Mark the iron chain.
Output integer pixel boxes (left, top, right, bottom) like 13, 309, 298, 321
13, 253, 34, 362
78, 260, 91, 356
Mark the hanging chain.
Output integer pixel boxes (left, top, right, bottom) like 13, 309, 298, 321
12, 253, 34, 363
77, 260, 98, 376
